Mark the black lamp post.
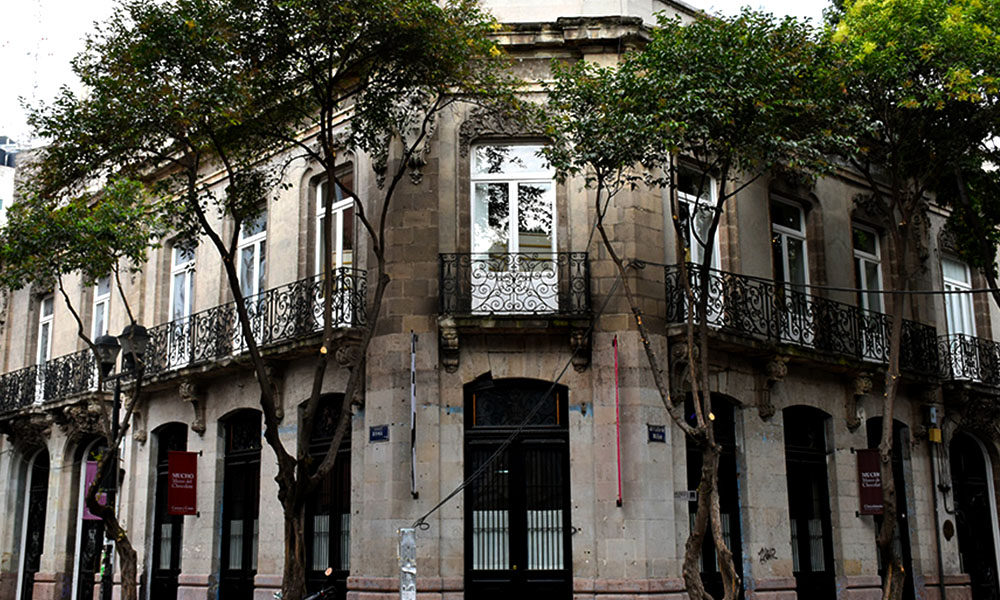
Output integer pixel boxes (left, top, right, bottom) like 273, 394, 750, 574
94, 324, 149, 600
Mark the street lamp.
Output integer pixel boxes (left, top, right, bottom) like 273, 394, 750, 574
95, 324, 149, 600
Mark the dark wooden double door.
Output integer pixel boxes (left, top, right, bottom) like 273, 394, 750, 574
464, 379, 572, 600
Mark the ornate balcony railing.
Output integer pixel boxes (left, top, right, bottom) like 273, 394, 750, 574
0, 269, 367, 413
938, 333, 1000, 385
664, 264, 939, 374
439, 252, 591, 317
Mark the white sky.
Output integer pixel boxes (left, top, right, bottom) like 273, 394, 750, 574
0, 0, 830, 149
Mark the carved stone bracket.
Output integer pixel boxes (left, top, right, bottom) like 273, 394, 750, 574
2, 413, 53, 449
179, 380, 206, 436
265, 364, 285, 423
56, 402, 106, 438
570, 328, 591, 372
846, 373, 872, 431
132, 409, 147, 444
669, 342, 694, 398
458, 107, 540, 158
758, 356, 788, 421
333, 339, 363, 369
439, 317, 461, 373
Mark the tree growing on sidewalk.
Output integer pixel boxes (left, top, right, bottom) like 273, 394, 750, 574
14, 0, 513, 598
544, 10, 844, 600
827, 1, 1000, 597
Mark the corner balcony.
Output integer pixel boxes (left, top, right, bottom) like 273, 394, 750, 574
938, 333, 1000, 387
663, 264, 940, 375
0, 269, 367, 415
437, 252, 592, 372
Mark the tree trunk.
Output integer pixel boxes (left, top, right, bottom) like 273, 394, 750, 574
683, 440, 716, 600
281, 496, 309, 600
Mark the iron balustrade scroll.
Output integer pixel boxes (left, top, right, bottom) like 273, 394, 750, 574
145, 269, 367, 376
0, 270, 366, 412
938, 333, 1000, 386
439, 252, 591, 316
664, 263, 939, 374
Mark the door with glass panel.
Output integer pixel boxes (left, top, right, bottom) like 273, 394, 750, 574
236, 212, 267, 350
151, 424, 187, 600
16, 449, 48, 600
168, 246, 195, 368
315, 177, 355, 328
305, 396, 351, 598
770, 199, 811, 344
220, 412, 261, 600
783, 407, 835, 600
950, 432, 1000, 600
34, 295, 53, 404
470, 144, 558, 314
676, 169, 722, 323
72, 440, 108, 600
853, 225, 884, 360
464, 379, 571, 599
942, 258, 987, 379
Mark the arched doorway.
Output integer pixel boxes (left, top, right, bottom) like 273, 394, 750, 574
783, 406, 834, 600
219, 410, 261, 600
16, 448, 49, 600
71, 438, 109, 600
304, 395, 351, 598
463, 378, 571, 599
685, 395, 743, 599
950, 432, 1000, 600
150, 423, 188, 600
866, 419, 915, 600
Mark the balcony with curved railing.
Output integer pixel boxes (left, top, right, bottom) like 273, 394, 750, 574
0, 269, 367, 413
664, 264, 940, 374
938, 333, 1000, 386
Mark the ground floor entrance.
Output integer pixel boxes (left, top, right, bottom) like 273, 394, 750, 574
464, 378, 571, 599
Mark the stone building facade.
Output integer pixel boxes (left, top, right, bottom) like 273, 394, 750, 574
0, 2, 999, 600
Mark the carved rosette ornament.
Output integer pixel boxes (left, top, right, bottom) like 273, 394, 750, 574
179, 380, 206, 436
758, 356, 788, 421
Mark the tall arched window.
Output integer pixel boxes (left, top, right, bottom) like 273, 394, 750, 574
220, 411, 261, 600
151, 424, 188, 600
16, 448, 49, 600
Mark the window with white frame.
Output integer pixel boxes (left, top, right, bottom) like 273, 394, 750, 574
943, 257, 976, 337
91, 276, 111, 340
36, 295, 54, 365
238, 210, 267, 299
316, 174, 354, 274
170, 246, 195, 321
771, 199, 809, 289
853, 225, 883, 313
471, 144, 555, 257
677, 168, 720, 269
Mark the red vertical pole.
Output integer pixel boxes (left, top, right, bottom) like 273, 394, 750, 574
614, 335, 622, 507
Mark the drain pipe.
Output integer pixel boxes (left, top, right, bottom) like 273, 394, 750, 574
927, 416, 947, 600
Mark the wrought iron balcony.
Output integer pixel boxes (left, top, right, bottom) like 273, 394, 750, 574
439, 252, 591, 317
0, 269, 367, 413
938, 333, 1000, 386
664, 264, 939, 374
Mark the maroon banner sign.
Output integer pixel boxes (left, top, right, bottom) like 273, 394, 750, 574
857, 449, 884, 515
167, 451, 197, 515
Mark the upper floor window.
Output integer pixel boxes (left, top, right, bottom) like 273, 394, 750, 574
91, 275, 111, 339
942, 257, 976, 337
316, 173, 355, 273
677, 168, 719, 268
853, 225, 883, 312
170, 245, 195, 321
471, 144, 555, 256
238, 210, 267, 298
37, 294, 54, 364
771, 199, 809, 289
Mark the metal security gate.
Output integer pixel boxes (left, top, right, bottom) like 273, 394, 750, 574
464, 379, 571, 600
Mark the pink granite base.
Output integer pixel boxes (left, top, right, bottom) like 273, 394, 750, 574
921, 573, 972, 600
177, 573, 213, 600
345, 576, 690, 599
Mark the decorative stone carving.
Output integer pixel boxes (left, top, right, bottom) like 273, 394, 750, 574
845, 373, 872, 431
3, 413, 53, 448
334, 340, 363, 369
758, 356, 788, 421
439, 317, 460, 373
179, 380, 206, 436
265, 364, 285, 422
132, 409, 147, 444
669, 342, 694, 397
56, 401, 107, 437
458, 107, 540, 158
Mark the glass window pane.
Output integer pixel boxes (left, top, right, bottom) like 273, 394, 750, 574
93, 303, 106, 338
678, 169, 712, 203
173, 272, 188, 320
473, 145, 546, 175
864, 262, 881, 311
473, 183, 509, 254
173, 245, 195, 266
943, 257, 970, 284
772, 234, 786, 282
228, 520, 243, 569
240, 247, 256, 298
852, 227, 877, 256
517, 182, 553, 253
771, 201, 802, 232
787, 238, 807, 286
42, 296, 54, 317
38, 323, 50, 363
159, 523, 173, 570
241, 212, 266, 239
257, 244, 266, 295
96, 276, 111, 297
